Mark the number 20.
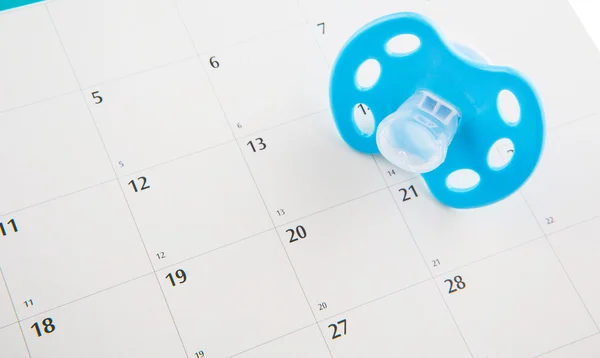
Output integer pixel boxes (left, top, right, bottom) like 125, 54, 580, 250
287, 225, 306, 243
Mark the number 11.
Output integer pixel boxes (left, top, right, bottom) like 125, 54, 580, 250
0, 219, 18, 236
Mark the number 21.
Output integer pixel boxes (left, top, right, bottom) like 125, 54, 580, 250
398, 185, 418, 201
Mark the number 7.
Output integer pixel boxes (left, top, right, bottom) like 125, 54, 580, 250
317, 22, 325, 34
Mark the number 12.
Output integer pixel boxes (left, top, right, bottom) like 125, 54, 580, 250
128, 177, 150, 192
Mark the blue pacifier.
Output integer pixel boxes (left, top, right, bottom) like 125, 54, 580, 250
330, 12, 545, 209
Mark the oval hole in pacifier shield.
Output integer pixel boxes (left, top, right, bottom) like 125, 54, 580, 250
487, 138, 515, 170
446, 169, 481, 192
385, 34, 421, 56
355, 59, 381, 90
352, 103, 375, 136
497, 90, 521, 125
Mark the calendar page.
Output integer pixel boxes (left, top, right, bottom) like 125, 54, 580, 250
0, 0, 599, 357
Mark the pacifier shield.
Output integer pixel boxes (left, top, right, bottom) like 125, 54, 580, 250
329, 12, 545, 209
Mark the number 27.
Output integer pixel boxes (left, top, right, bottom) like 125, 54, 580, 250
328, 319, 347, 339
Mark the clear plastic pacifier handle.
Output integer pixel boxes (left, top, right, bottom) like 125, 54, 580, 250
376, 90, 460, 173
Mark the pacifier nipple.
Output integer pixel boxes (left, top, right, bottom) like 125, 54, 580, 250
376, 90, 460, 173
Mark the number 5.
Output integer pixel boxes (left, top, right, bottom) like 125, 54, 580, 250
91, 91, 103, 104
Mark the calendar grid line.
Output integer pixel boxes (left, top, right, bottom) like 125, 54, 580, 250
235, 107, 330, 140
150, 227, 276, 272
536, 330, 600, 357
0, 177, 116, 217
113, 106, 329, 180
295, 3, 331, 71
546, 239, 600, 330
12, 271, 155, 324
518, 191, 600, 332
0, 267, 32, 358
370, 155, 476, 358
0, 321, 15, 331
430, 235, 547, 279
0, 54, 198, 117
545, 111, 598, 132
0, 88, 80, 116
273, 185, 388, 227
315, 277, 434, 324
228, 322, 320, 358
541, 214, 600, 238
174, 5, 334, 357
114, 137, 234, 179
44, 5, 190, 357
80, 54, 198, 92
193, 21, 309, 58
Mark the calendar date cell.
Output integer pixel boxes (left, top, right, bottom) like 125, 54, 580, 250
0, 92, 114, 216
319, 280, 471, 357
0, 182, 152, 318
0, 4, 78, 112
121, 142, 272, 269
178, 0, 303, 52
158, 230, 314, 357
202, 27, 329, 137
299, 0, 426, 65
437, 239, 597, 358
522, 114, 600, 234
241, 111, 386, 225
392, 178, 543, 275
22, 275, 186, 358
278, 190, 430, 320
87, 58, 233, 175
47, 0, 195, 88
549, 217, 600, 325
0, 324, 29, 358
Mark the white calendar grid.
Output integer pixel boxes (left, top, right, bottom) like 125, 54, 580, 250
0, 0, 599, 357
